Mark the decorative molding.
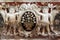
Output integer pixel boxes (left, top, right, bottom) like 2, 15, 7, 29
0, 0, 60, 2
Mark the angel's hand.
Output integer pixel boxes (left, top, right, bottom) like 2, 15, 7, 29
50, 22, 53, 26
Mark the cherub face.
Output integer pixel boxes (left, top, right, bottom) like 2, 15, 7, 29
9, 7, 15, 13
55, 19, 60, 25
43, 8, 49, 13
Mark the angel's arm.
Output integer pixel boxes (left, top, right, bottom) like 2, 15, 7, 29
33, 9, 43, 16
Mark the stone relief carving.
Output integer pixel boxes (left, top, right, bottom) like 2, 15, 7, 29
1, 3, 60, 38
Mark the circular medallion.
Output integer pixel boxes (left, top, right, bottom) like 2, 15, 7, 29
21, 11, 36, 31
0, 13, 4, 27
53, 13, 60, 31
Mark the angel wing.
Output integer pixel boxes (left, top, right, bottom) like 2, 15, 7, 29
19, 3, 27, 10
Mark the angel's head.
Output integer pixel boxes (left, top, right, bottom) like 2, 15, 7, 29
9, 7, 15, 13
43, 7, 49, 13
